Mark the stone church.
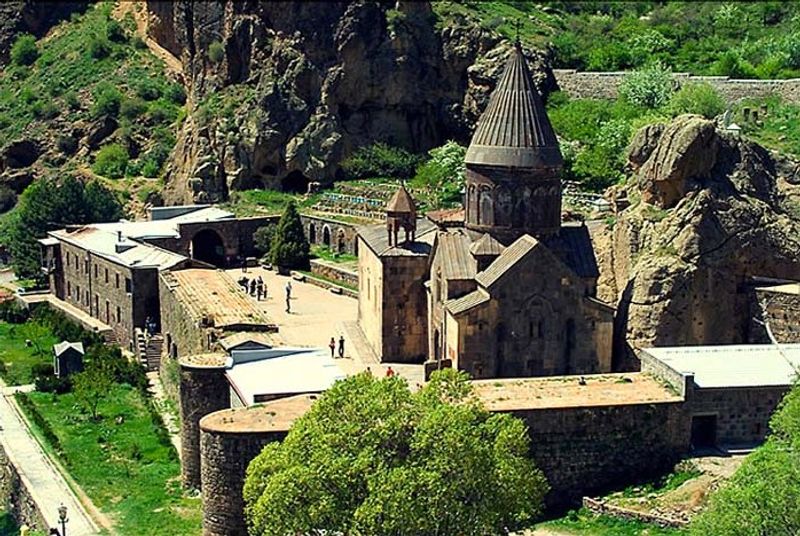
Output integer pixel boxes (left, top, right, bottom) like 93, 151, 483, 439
358, 42, 614, 378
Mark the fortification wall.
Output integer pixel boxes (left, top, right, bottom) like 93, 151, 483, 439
512, 401, 690, 506
0, 443, 47, 532
199, 429, 286, 536
554, 69, 800, 103
179, 362, 230, 490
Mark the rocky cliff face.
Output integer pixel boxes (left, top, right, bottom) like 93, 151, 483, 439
0, 1, 86, 63
593, 115, 800, 364
145, 1, 555, 204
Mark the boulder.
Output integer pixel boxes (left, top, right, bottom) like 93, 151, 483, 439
83, 116, 118, 149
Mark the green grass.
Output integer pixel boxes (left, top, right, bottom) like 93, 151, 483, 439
0, 321, 58, 385
0, 511, 19, 536
21, 384, 201, 536
311, 245, 358, 264
224, 189, 319, 217
538, 507, 687, 536
737, 96, 800, 159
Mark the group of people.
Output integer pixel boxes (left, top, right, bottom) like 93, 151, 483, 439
238, 275, 267, 301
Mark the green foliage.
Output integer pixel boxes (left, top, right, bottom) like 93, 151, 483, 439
105, 19, 126, 43
269, 202, 309, 269
73, 359, 114, 419
0, 320, 57, 385
208, 40, 225, 63
666, 83, 726, 119
411, 140, 466, 209
0, 185, 17, 213
120, 96, 147, 119
16, 392, 64, 454
92, 83, 122, 118
341, 143, 424, 180
88, 36, 111, 59
620, 63, 675, 109
542, 507, 685, 535
165, 83, 186, 105
11, 34, 39, 66
253, 224, 276, 255
244, 369, 547, 536
691, 384, 800, 535
93, 144, 129, 179
4, 176, 122, 279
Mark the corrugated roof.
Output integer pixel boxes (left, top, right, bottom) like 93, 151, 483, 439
386, 185, 416, 213
437, 232, 477, 280
445, 289, 490, 316
469, 233, 505, 257
644, 344, 800, 389
475, 235, 539, 288
465, 42, 563, 169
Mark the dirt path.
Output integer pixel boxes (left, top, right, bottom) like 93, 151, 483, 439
113, 1, 184, 77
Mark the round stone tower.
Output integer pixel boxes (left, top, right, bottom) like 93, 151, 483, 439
179, 354, 230, 491
464, 41, 564, 243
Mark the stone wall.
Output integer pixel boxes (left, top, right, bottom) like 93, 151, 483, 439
309, 259, 358, 288
179, 362, 230, 490
358, 237, 384, 359
689, 386, 788, 445
159, 272, 209, 360
0, 443, 47, 533
300, 215, 360, 256
199, 428, 285, 536
510, 400, 690, 506
380, 255, 430, 363
750, 287, 800, 343
554, 69, 800, 103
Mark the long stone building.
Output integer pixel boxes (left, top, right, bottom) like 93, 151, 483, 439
357, 42, 614, 376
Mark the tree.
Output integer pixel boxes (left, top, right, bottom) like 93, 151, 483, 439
18, 321, 50, 357
92, 144, 129, 179
84, 180, 123, 221
253, 224, 276, 256
268, 202, 309, 269
244, 370, 548, 536
92, 83, 122, 118
208, 41, 224, 63
72, 360, 114, 420
411, 141, 466, 209
11, 34, 39, 66
619, 62, 675, 109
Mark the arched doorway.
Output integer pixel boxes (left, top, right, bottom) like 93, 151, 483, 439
322, 226, 331, 247
191, 229, 226, 266
309, 223, 316, 244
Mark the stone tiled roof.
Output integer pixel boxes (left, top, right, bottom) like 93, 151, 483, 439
200, 394, 317, 434
437, 231, 477, 281
445, 289, 490, 316
542, 223, 599, 279
386, 185, 416, 213
469, 233, 505, 257
475, 235, 539, 288
465, 42, 563, 169
358, 218, 437, 257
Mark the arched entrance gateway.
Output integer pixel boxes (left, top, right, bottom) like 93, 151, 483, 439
190, 229, 226, 266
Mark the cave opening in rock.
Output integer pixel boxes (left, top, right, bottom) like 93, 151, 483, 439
281, 170, 310, 193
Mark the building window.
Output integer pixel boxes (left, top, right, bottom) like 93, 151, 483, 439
66, 252, 70, 266
116, 306, 121, 323
115, 273, 120, 289
76, 285, 81, 302
94, 265, 98, 278
106, 301, 110, 322
94, 295, 99, 316
84, 291, 89, 305
84, 260, 89, 274
125, 277, 132, 293
67, 281, 71, 298
538, 320, 544, 338
105, 268, 109, 284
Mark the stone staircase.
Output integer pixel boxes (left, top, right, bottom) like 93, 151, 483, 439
135, 328, 164, 372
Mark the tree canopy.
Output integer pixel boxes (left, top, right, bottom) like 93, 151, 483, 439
690, 383, 800, 535
268, 201, 309, 269
243, 369, 547, 536
3, 176, 122, 280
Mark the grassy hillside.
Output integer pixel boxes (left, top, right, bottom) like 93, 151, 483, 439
434, 1, 800, 78
0, 2, 183, 183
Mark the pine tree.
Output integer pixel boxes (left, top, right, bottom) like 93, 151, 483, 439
269, 201, 309, 269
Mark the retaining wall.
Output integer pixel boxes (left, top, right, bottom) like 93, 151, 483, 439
309, 259, 358, 288
554, 69, 800, 103
0, 443, 47, 533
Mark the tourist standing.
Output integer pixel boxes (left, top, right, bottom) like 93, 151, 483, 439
386, 366, 395, 378
338, 335, 345, 358
256, 280, 264, 301
250, 279, 257, 296
329, 337, 336, 358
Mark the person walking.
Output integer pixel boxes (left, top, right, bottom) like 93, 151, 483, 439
329, 337, 336, 358
249, 279, 257, 296
256, 280, 264, 301
338, 335, 345, 358
284, 280, 292, 313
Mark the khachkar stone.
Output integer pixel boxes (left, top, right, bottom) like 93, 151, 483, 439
464, 41, 564, 243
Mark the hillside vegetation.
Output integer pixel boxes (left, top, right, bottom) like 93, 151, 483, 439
435, 1, 800, 78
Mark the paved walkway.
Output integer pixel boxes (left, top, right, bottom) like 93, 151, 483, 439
225, 267, 425, 384
0, 384, 99, 535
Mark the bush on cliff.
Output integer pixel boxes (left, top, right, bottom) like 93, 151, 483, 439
341, 143, 424, 180
244, 369, 547, 536
268, 201, 309, 269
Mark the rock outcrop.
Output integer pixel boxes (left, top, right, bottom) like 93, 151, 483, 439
0, 1, 87, 63
592, 115, 800, 365
145, 1, 555, 204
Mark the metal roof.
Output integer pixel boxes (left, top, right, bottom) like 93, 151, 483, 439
53, 341, 84, 356
465, 42, 563, 169
643, 344, 800, 388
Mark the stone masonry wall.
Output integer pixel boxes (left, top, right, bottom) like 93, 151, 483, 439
689, 387, 789, 445
200, 429, 286, 536
300, 215, 360, 256
180, 364, 230, 490
511, 400, 690, 507
0, 443, 47, 533
554, 69, 800, 103
380, 255, 430, 363
309, 259, 358, 288
159, 272, 209, 360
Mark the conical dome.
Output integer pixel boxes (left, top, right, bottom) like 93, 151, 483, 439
386, 184, 416, 214
464, 42, 563, 169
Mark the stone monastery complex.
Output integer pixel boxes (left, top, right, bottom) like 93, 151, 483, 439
25, 43, 800, 536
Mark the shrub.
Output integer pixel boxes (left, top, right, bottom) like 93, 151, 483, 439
0, 300, 28, 323
88, 36, 111, 59
411, 141, 466, 209
341, 143, 423, 180
92, 144, 129, 179
165, 83, 186, 105
57, 135, 78, 155
135, 79, 161, 101
11, 34, 39, 66
666, 82, 726, 119
208, 40, 224, 63
92, 84, 122, 118
106, 19, 126, 42
33, 101, 59, 119
254, 224, 276, 255
33, 363, 72, 394
0, 186, 17, 213
131, 35, 147, 50
63, 91, 80, 111
269, 202, 309, 269
15, 392, 63, 453
619, 62, 675, 108
120, 97, 147, 119
148, 101, 178, 124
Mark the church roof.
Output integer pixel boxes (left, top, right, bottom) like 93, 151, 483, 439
469, 233, 505, 257
475, 235, 540, 288
542, 223, 599, 279
358, 218, 436, 257
437, 232, 477, 280
445, 289, 490, 316
386, 185, 416, 213
464, 42, 563, 169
